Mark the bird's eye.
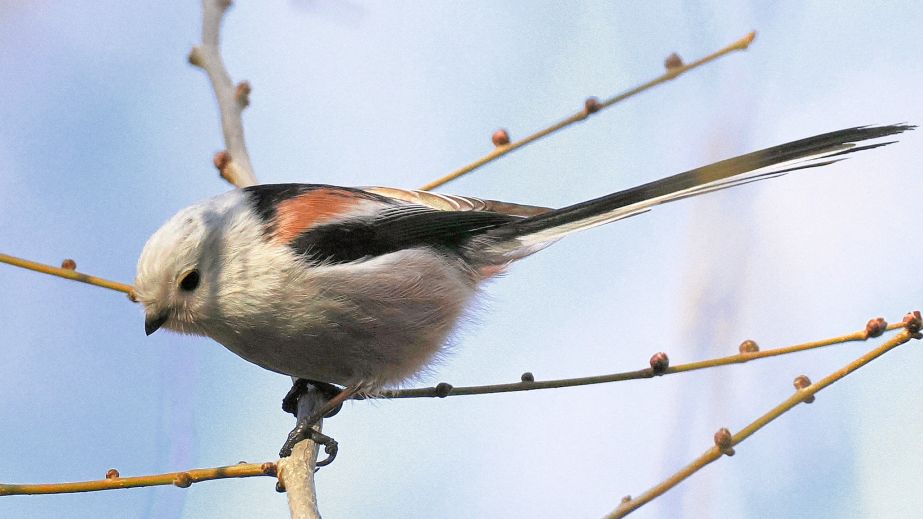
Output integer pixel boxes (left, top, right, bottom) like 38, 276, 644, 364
179, 270, 200, 292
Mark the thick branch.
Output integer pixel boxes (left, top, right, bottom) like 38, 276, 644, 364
419, 32, 756, 191
276, 384, 326, 519
188, 0, 257, 187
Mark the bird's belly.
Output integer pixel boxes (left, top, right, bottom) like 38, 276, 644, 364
208, 249, 480, 389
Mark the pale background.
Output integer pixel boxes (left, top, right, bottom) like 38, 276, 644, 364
1, 2, 921, 518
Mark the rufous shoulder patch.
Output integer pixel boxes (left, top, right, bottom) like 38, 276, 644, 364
272, 188, 368, 244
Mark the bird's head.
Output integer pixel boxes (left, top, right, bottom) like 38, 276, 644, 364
135, 202, 219, 337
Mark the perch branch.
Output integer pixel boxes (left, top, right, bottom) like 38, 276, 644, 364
0, 463, 276, 496
419, 31, 756, 191
188, 0, 257, 187
383, 315, 902, 398
606, 311, 922, 518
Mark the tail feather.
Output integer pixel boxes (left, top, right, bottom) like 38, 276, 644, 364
482, 124, 914, 259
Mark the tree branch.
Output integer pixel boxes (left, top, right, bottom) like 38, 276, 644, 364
188, 0, 257, 187
382, 315, 901, 399
419, 31, 756, 191
606, 311, 922, 518
0, 463, 276, 496
0, 253, 135, 299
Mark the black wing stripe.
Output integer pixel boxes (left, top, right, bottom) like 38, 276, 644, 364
292, 207, 521, 264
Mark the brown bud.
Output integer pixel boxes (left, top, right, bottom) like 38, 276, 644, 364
664, 52, 684, 70
520, 372, 535, 383
793, 375, 815, 403
236, 80, 252, 108
621, 495, 631, 504
60, 258, 77, 270
261, 462, 277, 476
173, 472, 192, 488
865, 317, 888, 338
738, 339, 759, 354
492, 128, 510, 146
584, 97, 601, 114
187, 47, 204, 68
649, 352, 669, 375
434, 382, 453, 398
213, 150, 231, 171
105, 468, 120, 479
902, 311, 922, 334
714, 427, 734, 455
127, 289, 139, 303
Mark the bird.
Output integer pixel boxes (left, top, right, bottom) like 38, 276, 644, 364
135, 124, 911, 447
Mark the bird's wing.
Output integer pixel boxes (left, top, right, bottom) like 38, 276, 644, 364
361, 186, 552, 217
243, 184, 519, 264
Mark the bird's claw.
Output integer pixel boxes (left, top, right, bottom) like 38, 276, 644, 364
279, 417, 339, 466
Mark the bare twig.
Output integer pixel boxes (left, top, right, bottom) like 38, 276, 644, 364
382, 316, 902, 399
419, 31, 757, 191
0, 462, 276, 496
0, 253, 135, 298
188, 0, 257, 187
606, 311, 922, 518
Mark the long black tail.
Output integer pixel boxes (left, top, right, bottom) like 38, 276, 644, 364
482, 124, 914, 259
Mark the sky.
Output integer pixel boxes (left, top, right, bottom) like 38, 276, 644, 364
1, 1, 922, 518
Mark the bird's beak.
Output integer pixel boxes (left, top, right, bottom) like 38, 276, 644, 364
145, 313, 168, 336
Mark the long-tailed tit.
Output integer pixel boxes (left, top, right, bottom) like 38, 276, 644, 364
135, 124, 911, 406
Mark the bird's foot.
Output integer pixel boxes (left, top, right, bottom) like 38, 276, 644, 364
279, 380, 359, 466
279, 418, 339, 465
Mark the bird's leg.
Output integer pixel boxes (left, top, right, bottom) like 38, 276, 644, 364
279, 380, 359, 464
281, 378, 343, 416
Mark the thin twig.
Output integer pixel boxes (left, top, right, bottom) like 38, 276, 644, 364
606, 312, 921, 518
419, 31, 756, 191
0, 463, 276, 496
188, 0, 257, 187
382, 316, 902, 399
0, 253, 135, 298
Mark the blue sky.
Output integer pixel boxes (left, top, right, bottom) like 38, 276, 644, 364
1, 2, 921, 518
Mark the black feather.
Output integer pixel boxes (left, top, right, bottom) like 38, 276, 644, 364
486, 124, 914, 243
292, 206, 520, 264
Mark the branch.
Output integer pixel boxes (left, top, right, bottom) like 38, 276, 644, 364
382, 315, 901, 399
0, 463, 276, 496
606, 311, 922, 518
0, 253, 135, 299
276, 385, 326, 519
419, 31, 757, 191
188, 0, 257, 187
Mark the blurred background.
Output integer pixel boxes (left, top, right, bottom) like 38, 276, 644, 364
1, 1, 921, 518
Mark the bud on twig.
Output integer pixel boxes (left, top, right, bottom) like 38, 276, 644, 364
235, 81, 251, 108
714, 427, 735, 456
793, 375, 815, 403
649, 352, 669, 375
865, 317, 888, 338
492, 129, 510, 147
738, 339, 759, 353
434, 382, 453, 398
60, 259, 77, 270
664, 52, 684, 70
584, 97, 601, 115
